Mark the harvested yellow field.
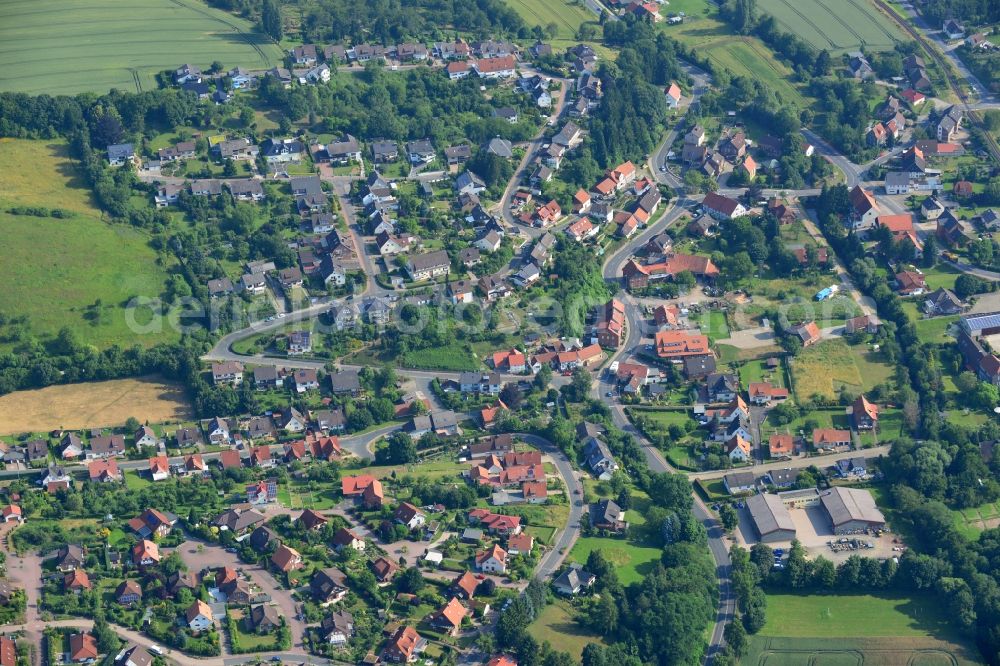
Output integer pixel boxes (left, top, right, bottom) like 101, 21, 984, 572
0, 376, 192, 434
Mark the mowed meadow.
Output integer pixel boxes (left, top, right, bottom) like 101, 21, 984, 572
0, 138, 177, 349
0, 0, 283, 95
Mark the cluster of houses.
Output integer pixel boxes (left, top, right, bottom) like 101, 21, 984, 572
681, 126, 760, 183
466, 444, 548, 505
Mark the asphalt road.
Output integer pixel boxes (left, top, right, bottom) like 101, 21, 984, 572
595, 63, 736, 662
518, 434, 586, 579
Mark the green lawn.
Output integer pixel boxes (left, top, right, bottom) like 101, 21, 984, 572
762, 408, 850, 441
567, 537, 662, 586
760, 593, 970, 641
901, 301, 958, 345
694, 310, 730, 343
0, 139, 176, 349
0, 0, 283, 94
503, 0, 595, 40
739, 359, 785, 388
920, 264, 962, 291
632, 408, 696, 429
528, 600, 606, 659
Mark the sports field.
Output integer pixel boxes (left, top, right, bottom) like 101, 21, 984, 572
756, 0, 904, 54
0, 139, 175, 349
0, 0, 283, 95
747, 593, 984, 665
503, 0, 595, 40
0, 376, 192, 434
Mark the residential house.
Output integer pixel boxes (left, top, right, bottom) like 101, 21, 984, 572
702, 192, 747, 220
590, 499, 626, 532
271, 544, 303, 572
851, 394, 879, 430
69, 634, 98, 663
406, 250, 451, 281
311, 567, 350, 605
294, 369, 320, 393
924, 288, 964, 316
813, 428, 852, 450
553, 566, 596, 596
186, 600, 214, 632
895, 270, 927, 296
148, 456, 170, 481
382, 626, 426, 663
475, 544, 508, 574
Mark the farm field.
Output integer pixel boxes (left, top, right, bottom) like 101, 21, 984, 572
745, 635, 984, 666
503, 0, 595, 40
0, 139, 176, 349
0, 376, 192, 434
789, 339, 894, 401
755, 0, 905, 54
0, 0, 283, 95
658, 0, 805, 106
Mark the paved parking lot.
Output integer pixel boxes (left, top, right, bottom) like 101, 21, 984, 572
734, 504, 900, 563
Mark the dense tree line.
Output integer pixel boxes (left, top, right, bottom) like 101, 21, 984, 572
588, 20, 678, 168
258, 65, 540, 150
920, 0, 1000, 26
208, 0, 526, 43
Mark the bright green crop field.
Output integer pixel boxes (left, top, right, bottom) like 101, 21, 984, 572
0, 0, 283, 95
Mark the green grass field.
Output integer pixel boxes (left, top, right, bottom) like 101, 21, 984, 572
528, 601, 605, 659
950, 500, 1000, 539
750, 593, 985, 665
755, 0, 905, 54
761, 593, 966, 639
0, 139, 176, 349
0, 0, 283, 95
901, 301, 958, 345
567, 536, 662, 586
659, 0, 805, 105
503, 0, 595, 40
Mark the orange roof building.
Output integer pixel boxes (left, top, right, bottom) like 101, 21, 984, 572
655, 330, 711, 359
768, 434, 794, 456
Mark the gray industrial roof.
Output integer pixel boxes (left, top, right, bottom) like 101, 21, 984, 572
820, 487, 885, 526
747, 493, 795, 536
962, 311, 1000, 332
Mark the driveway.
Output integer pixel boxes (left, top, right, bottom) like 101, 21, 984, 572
176, 539, 308, 650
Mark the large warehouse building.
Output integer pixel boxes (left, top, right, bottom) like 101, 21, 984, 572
820, 487, 886, 534
746, 493, 796, 543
